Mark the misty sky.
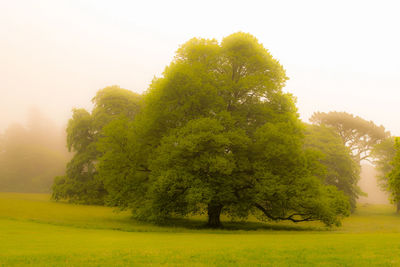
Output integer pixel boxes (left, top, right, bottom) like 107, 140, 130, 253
1, 0, 400, 134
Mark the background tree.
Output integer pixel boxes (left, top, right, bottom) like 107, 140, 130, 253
304, 124, 361, 210
310, 111, 389, 163
98, 33, 350, 227
371, 137, 398, 210
384, 138, 400, 212
52, 86, 142, 204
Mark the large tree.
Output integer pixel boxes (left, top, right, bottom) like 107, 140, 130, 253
52, 86, 142, 204
98, 33, 349, 227
310, 111, 389, 163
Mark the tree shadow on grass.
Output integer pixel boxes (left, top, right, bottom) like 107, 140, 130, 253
154, 217, 327, 232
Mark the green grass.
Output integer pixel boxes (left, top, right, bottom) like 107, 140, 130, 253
1, 193, 400, 266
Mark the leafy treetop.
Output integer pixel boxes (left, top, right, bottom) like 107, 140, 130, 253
310, 111, 389, 162
97, 33, 350, 227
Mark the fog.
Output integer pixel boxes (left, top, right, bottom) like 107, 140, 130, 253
1, 1, 400, 199
358, 164, 390, 205
0, 108, 70, 192
2, 0, 400, 134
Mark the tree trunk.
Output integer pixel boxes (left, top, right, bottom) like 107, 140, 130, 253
207, 203, 223, 228
397, 201, 400, 213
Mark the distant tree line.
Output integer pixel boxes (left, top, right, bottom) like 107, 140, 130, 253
51, 32, 396, 227
0, 109, 69, 192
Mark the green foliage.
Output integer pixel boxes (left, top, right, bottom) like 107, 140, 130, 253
386, 138, 400, 206
0, 110, 69, 193
304, 124, 361, 211
146, 117, 252, 222
371, 137, 397, 192
251, 122, 350, 226
96, 117, 148, 208
52, 86, 142, 204
310, 111, 389, 162
98, 32, 350, 227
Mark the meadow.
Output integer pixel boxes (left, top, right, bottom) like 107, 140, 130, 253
1, 193, 400, 266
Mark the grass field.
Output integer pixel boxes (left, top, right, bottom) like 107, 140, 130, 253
1, 193, 400, 266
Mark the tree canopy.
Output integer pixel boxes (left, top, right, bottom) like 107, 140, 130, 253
95, 32, 350, 227
371, 136, 399, 210
310, 111, 389, 163
52, 86, 142, 204
371, 137, 396, 190
384, 138, 400, 211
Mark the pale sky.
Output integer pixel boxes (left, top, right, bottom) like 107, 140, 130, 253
1, 0, 400, 134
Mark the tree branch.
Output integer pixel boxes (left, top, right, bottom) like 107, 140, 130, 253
254, 203, 314, 223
